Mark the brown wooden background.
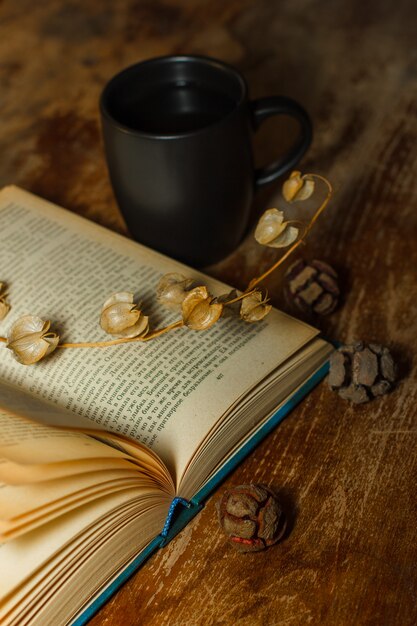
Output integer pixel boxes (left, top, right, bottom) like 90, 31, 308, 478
0, 0, 416, 624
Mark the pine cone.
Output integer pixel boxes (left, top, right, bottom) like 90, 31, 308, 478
328, 342, 397, 404
285, 259, 340, 315
217, 484, 286, 552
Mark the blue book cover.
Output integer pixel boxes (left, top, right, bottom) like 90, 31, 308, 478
72, 359, 329, 626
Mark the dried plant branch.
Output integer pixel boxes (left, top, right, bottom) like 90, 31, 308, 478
0, 171, 333, 364
221, 288, 257, 307
57, 320, 184, 349
246, 173, 333, 292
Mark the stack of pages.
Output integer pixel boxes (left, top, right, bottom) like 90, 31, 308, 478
0, 187, 333, 625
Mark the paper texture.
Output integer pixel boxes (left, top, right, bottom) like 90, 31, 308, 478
0, 187, 318, 482
0, 186, 331, 626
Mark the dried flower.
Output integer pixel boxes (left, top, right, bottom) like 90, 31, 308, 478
282, 170, 315, 202
100, 292, 149, 338
182, 286, 223, 330
156, 273, 193, 311
7, 315, 59, 365
240, 290, 271, 323
255, 208, 299, 248
217, 484, 287, 552
0, 282, 10, 321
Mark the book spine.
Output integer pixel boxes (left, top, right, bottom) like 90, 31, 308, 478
160, 497, 192, 537
159, 499, 203, 547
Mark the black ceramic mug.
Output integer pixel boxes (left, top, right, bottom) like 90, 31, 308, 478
100, 55, 312, 266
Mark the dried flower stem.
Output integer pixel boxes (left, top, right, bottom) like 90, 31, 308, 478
222, 289, 257, 306
0, 173, 332, 360
246, 174, 332, 291
56, 320, 184, 349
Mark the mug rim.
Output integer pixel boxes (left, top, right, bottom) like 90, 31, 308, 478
99, 54, 248, 139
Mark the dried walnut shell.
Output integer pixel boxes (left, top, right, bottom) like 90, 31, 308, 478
285, 259, 340, 315
217, 484, 286, 552
328, 342, 397, 404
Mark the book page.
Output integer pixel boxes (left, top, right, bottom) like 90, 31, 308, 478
0, 411, 127, 466
0, 487, 169, 607
0, 455, 141, 486
0, 477, 161, 542
0, 379, 99, 430
0, 187, 318, 482
0, 470, 157, 522
0, 409, 174, 494
0, 493, 170, 626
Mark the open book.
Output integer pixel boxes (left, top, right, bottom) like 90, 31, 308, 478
0, 187, 333, 626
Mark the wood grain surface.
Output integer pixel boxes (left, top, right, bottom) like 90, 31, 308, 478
0, 1, 416, 624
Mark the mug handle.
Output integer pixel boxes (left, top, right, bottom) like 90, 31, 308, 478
251, 96, 312, 188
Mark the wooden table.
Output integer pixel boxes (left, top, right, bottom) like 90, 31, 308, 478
1, 1, 416, 624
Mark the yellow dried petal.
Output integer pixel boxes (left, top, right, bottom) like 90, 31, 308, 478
0, 283, 11, 320
114, 314, 149, 339
7, 315, 59, 365
240, 291, 272, 323
255, 209, 299, 248
101, 301, 140, 334
268, 225, 299, 248
8, 335, 49, 365
255, 209, 285, 245
102, 291, 135, 309
100, 292, 149, 338
9, 315, 47, 341
0, 299, 10, 321
156, 273, 193, 310
182, 286, 208, 316
282, 171, 315, 202
182, 286, 223, 330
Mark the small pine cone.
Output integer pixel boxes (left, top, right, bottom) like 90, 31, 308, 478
328, 342, 397, 404
285, 259, 340, 315
217, 484, 286, 552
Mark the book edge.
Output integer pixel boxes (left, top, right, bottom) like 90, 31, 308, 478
70, 358, 330, 625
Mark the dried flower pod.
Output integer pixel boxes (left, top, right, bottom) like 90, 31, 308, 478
255, 208, 299, 248
100, 292, 149, 338
7, 315, 59, 365
240, 290, 272, 323
282, 170, 315, 202
182, 286, 223, 330
0, 282, 10, 321
217, 484, 286, 552
328, 342, 397, 404
156, 273, 194, 311
285, 259, 340, 315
